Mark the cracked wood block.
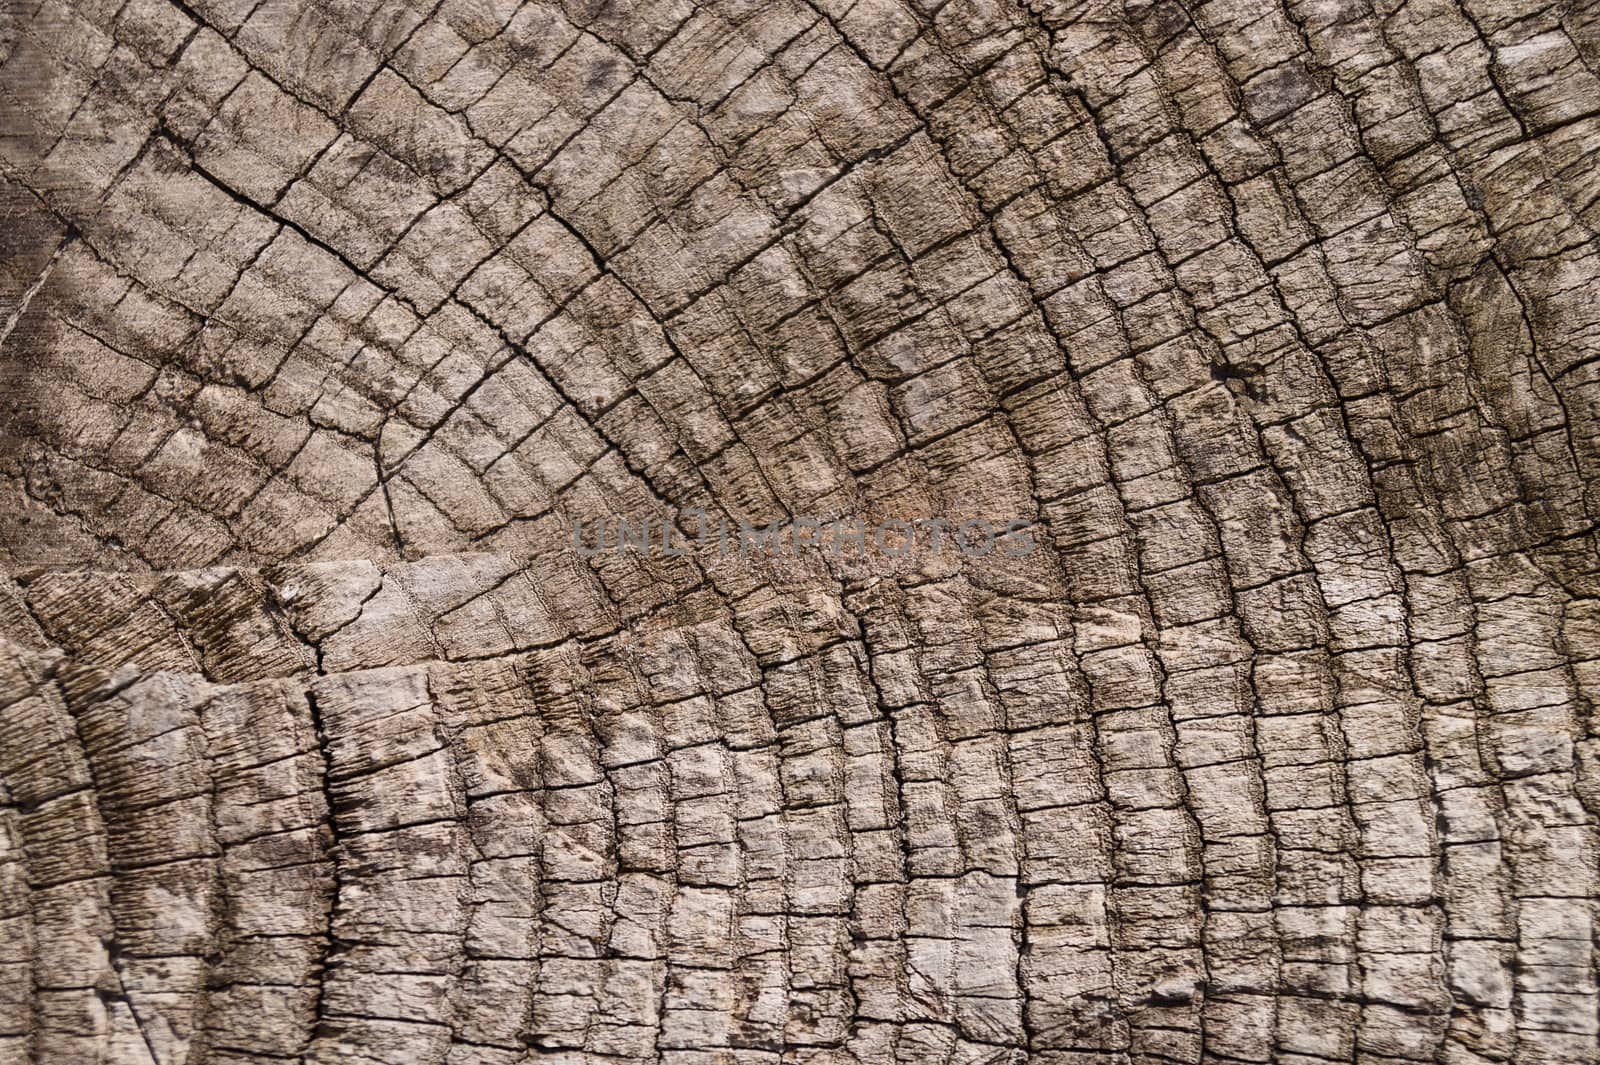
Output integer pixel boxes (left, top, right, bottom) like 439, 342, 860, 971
2, 0, 1600, 1062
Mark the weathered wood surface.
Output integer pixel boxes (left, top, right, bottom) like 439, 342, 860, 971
2, 0, 1600, 1062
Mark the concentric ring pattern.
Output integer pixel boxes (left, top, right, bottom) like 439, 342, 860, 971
1, 0, 1599, 1062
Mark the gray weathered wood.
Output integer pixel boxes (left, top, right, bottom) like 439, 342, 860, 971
2, 0, 1599, 1061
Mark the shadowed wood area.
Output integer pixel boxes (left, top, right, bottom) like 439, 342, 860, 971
1, 0, 1599, 1062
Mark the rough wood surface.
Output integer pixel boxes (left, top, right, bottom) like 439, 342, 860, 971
2, 0, 1600, 1062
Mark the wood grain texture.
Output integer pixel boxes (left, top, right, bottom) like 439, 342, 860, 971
1, 0, 1599, 1062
